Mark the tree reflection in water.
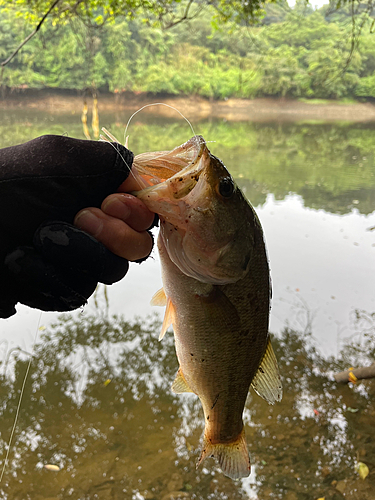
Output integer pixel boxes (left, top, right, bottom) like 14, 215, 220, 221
1, 309, 375, 500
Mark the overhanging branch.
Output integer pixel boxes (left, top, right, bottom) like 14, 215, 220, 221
0, 0, 61, 69
161, 0, 203, 29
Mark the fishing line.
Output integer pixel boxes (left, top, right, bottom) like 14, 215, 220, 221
99, 130, 148, 190
124, 102, 197, 144
0, 105, 196, 484
101, 103, 198, 190
0, 312, 42, 484
100, 127, 120, 144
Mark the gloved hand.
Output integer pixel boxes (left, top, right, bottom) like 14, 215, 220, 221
0, 134, 154, 319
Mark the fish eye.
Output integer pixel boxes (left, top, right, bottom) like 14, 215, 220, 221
219, 177, 235, 198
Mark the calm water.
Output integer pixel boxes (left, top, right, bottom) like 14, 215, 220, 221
0, 103, 375, 499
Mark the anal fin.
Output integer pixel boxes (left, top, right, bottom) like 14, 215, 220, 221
197, 427, 250, 480
251, 337, 283, 404
171, 367, 194, 394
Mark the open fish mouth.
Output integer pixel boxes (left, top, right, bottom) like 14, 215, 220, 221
131, 135, 207, 210
132, 134, 256, 285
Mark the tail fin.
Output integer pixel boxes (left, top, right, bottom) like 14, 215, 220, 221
196, 427, 250, 479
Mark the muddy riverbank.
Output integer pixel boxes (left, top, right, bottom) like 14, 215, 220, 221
2, 89, 375, 122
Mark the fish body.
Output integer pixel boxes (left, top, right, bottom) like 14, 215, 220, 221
134, 136, 282, 479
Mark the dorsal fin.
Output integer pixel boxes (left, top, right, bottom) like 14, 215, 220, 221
251, 338, 283, 404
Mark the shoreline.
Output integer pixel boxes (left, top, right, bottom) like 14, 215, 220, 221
1, 90, 375, 122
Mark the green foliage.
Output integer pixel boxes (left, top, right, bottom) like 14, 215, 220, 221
0, 0, 266, 26
1, 4, 375, 99
355, 74, 375, 98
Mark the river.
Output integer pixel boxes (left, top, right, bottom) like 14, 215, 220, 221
0, 100, 374, 499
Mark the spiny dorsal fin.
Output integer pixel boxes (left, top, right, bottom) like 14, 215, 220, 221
159, 297, 175, 341
251, 337, 283, 404
197, 427, 250, 480
171, 367, 194, 394
150, 287, 167, 307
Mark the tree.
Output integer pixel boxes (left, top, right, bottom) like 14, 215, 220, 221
1, 0, 375, 81
0, 0, 275, 73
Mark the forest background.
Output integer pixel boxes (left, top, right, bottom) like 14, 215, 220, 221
1, 1, 375, 101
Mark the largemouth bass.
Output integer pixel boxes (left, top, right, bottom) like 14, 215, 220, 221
133, 136, 282, 479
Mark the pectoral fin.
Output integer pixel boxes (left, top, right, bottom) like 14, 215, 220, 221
159, 297, 175, 341
171, 367, 194, 394
251, 338, 283, 404
150, 288, 175, 340
199, 287, 240, 331
150, 288, 167, 307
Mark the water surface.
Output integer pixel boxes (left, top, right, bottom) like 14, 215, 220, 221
1, 107, 374, 355
0, 104, 375, 499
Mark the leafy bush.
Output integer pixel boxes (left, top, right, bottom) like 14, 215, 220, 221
0, 5, 374, 99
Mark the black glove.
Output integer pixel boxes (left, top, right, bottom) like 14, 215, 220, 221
0, 134, 137, 318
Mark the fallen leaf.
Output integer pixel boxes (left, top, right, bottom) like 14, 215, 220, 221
348, 369, 358, 384
103, 379, 111, 387
347, 407, 359, 413
355, 462, 369, 480
44, 464, 60, 471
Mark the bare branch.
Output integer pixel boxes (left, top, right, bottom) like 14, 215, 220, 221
325, 0, 375, 85
161, 0, 202, 29
334, 362, 375, 384
0, 0, 61, 69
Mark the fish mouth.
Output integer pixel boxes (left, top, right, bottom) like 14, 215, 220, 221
132, 135, 208, 217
